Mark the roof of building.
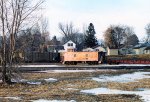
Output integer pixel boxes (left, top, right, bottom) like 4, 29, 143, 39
92, 45, 106, 49
82, 48, 94, 51
134, 43, 150, 49
63, 40, 76, 46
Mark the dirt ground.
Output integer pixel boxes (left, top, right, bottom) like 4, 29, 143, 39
0, 69, 150, 102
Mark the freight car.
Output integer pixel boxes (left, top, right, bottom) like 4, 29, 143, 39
24, 52, 60, 63
61, 52, 106, 65
107, 55, 150, 64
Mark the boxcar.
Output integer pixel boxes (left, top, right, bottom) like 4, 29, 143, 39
61, 52, 99, 65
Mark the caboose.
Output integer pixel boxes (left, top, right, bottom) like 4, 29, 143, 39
61, 51, 106, 65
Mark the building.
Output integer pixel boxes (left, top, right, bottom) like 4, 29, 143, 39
133, 43, 150, 55
93, 46, 106, 52
119, 45, 135, 55
107, 47, 118, 55
46, 36, 64, 52
144, 46, 150, 54
47, 45, 64, 52
63, 40, 76, 52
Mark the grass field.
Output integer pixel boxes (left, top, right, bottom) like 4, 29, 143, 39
0, 69, 150, 102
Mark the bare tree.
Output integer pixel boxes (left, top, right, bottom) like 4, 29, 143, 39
124, 27, 139, 46
104, 25, 125, 49
32, 17, 50, 43
145, 23, 150, 43
0, 0, 45, 84
38, 17, 50, 43
58, 22, 85, 50
104, 25, 139, 50
58, 22, 79, 42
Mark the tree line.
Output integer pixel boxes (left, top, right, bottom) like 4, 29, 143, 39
14, 22, 150, 53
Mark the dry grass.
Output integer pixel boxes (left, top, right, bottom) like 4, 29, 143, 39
0, 69, 149, 102
106, 78, 150, 91
22, 69, 135, 80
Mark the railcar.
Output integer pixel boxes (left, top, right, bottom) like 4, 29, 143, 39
61, 52, 105, 65
24, 52, 60, 63
107, 55, 150, 64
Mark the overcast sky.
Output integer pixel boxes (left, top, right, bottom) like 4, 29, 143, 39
43, 0, 150, 40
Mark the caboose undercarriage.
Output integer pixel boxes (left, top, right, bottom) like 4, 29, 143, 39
63, 61, 99, 65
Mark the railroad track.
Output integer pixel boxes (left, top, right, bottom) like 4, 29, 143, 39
0, 64, 150, 72
16, 64, 150, 72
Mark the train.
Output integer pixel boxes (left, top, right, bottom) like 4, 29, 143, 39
22, 51, 150, 65
60, 52, 106, 65
23, 51, 106, 65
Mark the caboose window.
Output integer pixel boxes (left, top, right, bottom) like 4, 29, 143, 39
86, 54, 88, 57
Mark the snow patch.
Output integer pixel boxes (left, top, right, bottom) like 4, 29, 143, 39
93, 72, 150, 83
61, 88, 79, 91
81, 88, 150, 102
81, 88, 134, 95
11, 79, 28, 83
27, 81, 41, 85
41, 70, 98, 73
0, 97, 21, 100
44, 78, 57, 82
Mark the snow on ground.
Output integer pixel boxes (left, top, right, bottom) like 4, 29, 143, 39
32, 99, 76, 102
81, 88, 150, 102
61, 88, 79, 91
81, 88, 134, 95
11, 79, 28, 83
44, 78, 57, 82
92, 72, 150, 83
0, 97, 21, 100
38, 69, 116, 73
27, 81, 41, 85
45, 70, 97, 73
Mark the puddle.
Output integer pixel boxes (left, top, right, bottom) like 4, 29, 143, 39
81, 88, 150, 102
92, 72, 150, 83
32, 99, 76, 102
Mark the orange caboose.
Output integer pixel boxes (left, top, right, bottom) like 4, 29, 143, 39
61, 52, 99, 65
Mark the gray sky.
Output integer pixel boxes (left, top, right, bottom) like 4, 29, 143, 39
43, 0, 150, 40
